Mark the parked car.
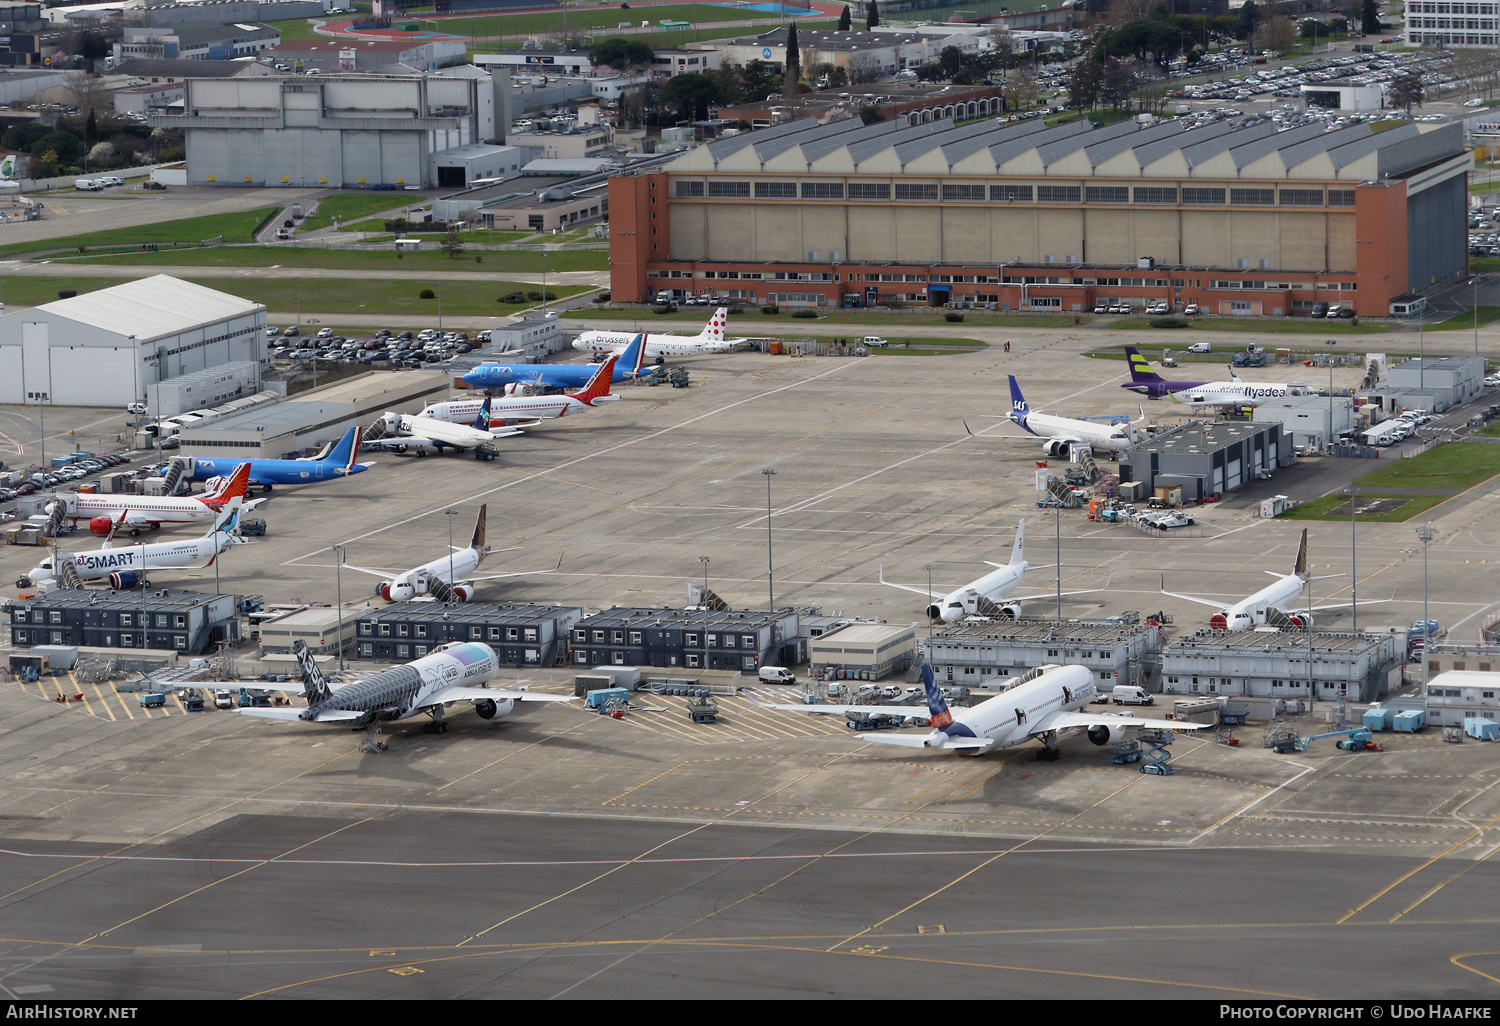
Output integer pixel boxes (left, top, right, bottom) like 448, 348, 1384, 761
1187, 342, 1212, 353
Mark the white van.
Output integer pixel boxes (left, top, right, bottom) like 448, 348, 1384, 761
1111, 685, 1154, 706
758, 666, 796, 685
74, 178, 104, 191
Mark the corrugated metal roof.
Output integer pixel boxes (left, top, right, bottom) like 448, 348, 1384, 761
40, 275, 260, 342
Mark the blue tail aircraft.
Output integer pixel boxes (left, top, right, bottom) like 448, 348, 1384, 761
461, 332, 648, 393
183, 426, 373, 492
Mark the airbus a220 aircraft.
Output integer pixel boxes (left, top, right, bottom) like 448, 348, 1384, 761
878, 521, 1096, 621
572, 308, 756, 359
461, 332, 649, 393
182, 426, 373, 492
238, 640, 576, 736
1161, 528, 1376, 630
756, 664, 1203, 760
342, 504, 559, 602
1006, 376, 1144, 455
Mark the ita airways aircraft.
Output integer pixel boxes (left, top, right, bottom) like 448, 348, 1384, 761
878, 521, 1096, 621
48, 461, 258, 536
462, 333, 649, 393
183, 426, 373, 492
421, 352, 621, 429
571, 307, 754, 359
756, 664, 1203, 760
1160, 528, 1374, 630
238, 640, 576, 736
1006, 376, 1143, 456
342, 504, 560, 602
29, 500, 246, 590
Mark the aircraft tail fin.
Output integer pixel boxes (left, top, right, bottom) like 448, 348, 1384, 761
1294, 528, 1309, 579
1009, 519, 1026, 567
471, 503, 488, 556
327, 427, 358, 476
472, 396, 493, 431
620, 332, 647, 378
210, 502, 240, 536
207, 462, 250, 509
1124, 347, 1166, 383
701, 307, 728, 343
1007, 375, 1030, 422
293, 640, 333, 705
571, 351, 619, 404
920, 664, 953, 730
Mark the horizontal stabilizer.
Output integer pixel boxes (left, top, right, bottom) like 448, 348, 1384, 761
237, 708, 303, 721
425, 685, 577, 706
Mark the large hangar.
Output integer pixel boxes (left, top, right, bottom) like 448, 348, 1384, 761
0, 276, 265, 407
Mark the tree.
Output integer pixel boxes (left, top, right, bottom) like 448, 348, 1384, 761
785, 22, 800, 93
1068, 58, 1103, 112
1007, 67, 1042, 110
1101, 57, 1136, 110
838, 4, 851, 31
847, 52, 880, 84
1389, 70, 1424, 115
865, 0, 879, 30
1361, 0, 1381, 35
660, 73, 724, 122
1236, 0, 1261, 43
589, 36, 652, 71
937, 45, 964, 80
1253, 14, 1295, 54
858, 104, 883, 125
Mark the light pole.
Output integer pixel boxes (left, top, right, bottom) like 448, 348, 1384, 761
1345, 487, 1360, 633
1414, 523, 1438, 691
1474, 277, 1481, 358
436, 283, 444, 334
761, 468, 777, 612
332, 543, 345, 671
445, 510, 458, 601
924, 564, 935, 655
1055, 505, 1062, 620
1326, 338, 1337, 448
700, 555, 710, 671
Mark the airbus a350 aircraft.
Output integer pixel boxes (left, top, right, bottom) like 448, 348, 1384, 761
756, 664, 1203, 760
28, 499, 246, 590
1007, 376, 1143, 455
238, 640, 576, 735
342, 504, 559, 602
420, 352, 621, 429
47, 461, 256, 536
1161, 528, 1373, 630
878, 521, 1096, 621
571, 308, 756, 358
182, 426, 373, 492
461, 333, 649, 392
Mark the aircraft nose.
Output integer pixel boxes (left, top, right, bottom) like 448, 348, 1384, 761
942, 608, 964, 622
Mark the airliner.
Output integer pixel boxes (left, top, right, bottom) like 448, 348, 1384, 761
878, 521, 1096, 621
238, 639, 576, 736
363, 405, 522, 458
182, 426, 373, 492
342, 504, 559, 602
1119, 347, 1213, 399
47, 461, 255, 536
1120, 346, 1317, 407
1161, 528, 1375, 630
420, 352, 621, 429
571, 308, 756, 358
461, 333, 649, 392
1007, 376, 1143, 455
756, 664, 1203, 760
28, 501, 246, 590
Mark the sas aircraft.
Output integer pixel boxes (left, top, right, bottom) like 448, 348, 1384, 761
1006, 376, 1143, 456
756, 664, 1203, 760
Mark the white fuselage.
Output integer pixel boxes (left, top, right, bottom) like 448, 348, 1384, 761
380, 547, 485, 602
1015, 411, 1136, 452
934, 562, 1026, 621
1171, 382, 1316, 407
572, 330, 737, 358
32, 532, 231, 582
921, 665, 1099, 752
55, 493, 221, 527
422, 394, 608, 425
383, 412, 496, 448
1214, 573, 1307, 629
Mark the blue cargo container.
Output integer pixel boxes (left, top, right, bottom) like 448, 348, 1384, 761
1362, 706, 1393, 731
1393, 709, 1426, 733
1464, 717, 1499, 741
584, 687, 629, 710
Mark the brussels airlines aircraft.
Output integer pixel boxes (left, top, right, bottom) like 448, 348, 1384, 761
878, 521, 1097, 621
1007, 376, 1143, 454
183, 426, 373, 492
28, 501, 246, 589
48, 461, 256, 536
1160, 528, 1378, 630
342, 504, 560, 602
238, 640, 575, 735
571, 308, 754, 358
756, 664, 1203, 759
462, 332, 649, 392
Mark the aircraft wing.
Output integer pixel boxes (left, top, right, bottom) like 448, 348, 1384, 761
238, 707, 364, 723
1160, 581, 1231, 608
422, 686, 576, 706
1033, 709, 1208, 735
749, 698, 927, 718
469, 553, 564, 582
1006, 587, 1104, 603
341, 563, 407, 578
877, 567, 942, 599
857, 732, 994, 751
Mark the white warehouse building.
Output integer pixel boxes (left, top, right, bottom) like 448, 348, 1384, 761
0, 276, 265, 407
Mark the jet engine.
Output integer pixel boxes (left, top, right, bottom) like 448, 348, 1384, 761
502, 382, 542, 397
474, 696, 515, 720
998, 602, 1022, 620
926, 603, 943, 620
90, 517, 116, 536
1087, 723, 1130, 747
428, 579, 474, 603
378, 580, 418, 602
1209, 612, 1229, 630
109, 571, 146, 590
1043, 439, 1074, 458
1286, 612, 1315, 629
